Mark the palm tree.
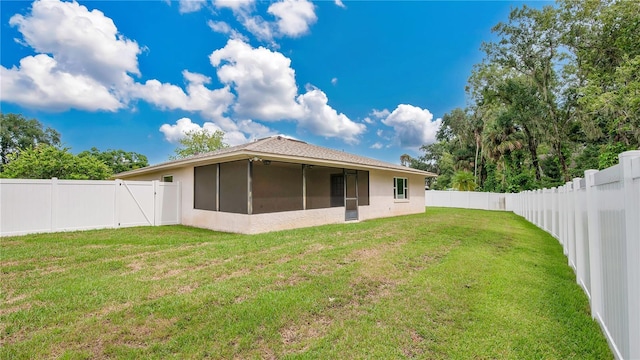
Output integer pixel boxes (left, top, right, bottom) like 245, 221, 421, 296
451, 170, 477, 191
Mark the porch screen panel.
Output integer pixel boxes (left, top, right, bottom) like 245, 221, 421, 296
252, 161, 303, 214
219, 160, 248, 214
306, 166, 342, 209
357, 170, 369, 206
194, 164, 217, 211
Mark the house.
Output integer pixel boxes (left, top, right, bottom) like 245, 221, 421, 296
116, 136, 436, 234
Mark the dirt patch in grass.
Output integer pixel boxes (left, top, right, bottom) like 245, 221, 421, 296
280, 315, 333, 354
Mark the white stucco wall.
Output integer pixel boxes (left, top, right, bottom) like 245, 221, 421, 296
359, 170, 425, 221
118, 165, 426, 234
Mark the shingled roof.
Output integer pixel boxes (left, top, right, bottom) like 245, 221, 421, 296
116, 136, 436, 177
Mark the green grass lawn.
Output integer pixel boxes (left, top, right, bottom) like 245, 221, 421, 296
1, 208, 611, 359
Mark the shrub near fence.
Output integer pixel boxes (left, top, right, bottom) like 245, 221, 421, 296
0, 179, 181, 237
511, 150, 640, 360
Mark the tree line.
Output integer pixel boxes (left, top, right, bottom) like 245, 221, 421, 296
0, 113, 227, 180
409, 0, 639, 192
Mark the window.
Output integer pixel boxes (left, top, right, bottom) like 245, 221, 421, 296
162, 175, 173, 182
394, 177, 408, 200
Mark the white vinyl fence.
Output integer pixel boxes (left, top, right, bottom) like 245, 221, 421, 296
426, 190, 511, 211
510, 151, 640, 360
0, 179, 181, 237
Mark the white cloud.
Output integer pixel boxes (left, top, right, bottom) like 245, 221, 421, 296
210, 39, 364, 143
210, 39, 302, 120
331, 77, 338, 85
381, 104, 442, 148
371, 108, 390, 119
1, 0, 141, 110
239, 14, 275, 43
211, 0, 315, 43
131, 70, 236, 128
370, 142, 383, 149
1, 54, 123, 111
335, 0, 346, 8
208, 20, 232, 33
213, 0, 254, 11
179, 0, 207, 13
363, 117, 374, 124
267, 0, 316, 38
207, 20, 249, 41
296, 87, 365, 143
376, 129, 384, 137
8, 0, 140, 86
159, 117, 268, 146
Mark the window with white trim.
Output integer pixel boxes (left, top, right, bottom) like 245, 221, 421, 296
394, 177, 408, 200
162, 175, 173, 182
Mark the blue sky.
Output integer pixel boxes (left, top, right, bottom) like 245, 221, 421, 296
1, 0, 550, 165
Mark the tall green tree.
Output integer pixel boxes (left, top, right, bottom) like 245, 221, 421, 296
0, 113, 61, 170
78, 147, 149, 174
482, 5, 575, 181
1, 144, 111, 180
171, 129, 228, 160
561, 0, 640, 148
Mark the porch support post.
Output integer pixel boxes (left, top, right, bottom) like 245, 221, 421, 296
216, 163, 220, 212
302, 164, 307, 210
247, 160, 253, 215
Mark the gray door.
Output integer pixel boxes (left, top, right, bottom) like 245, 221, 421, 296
344, 170, 358, 221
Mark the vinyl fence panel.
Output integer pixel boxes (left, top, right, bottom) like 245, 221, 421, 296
0, 179, 180, 237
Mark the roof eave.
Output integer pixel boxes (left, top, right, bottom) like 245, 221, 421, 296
114, 150, 437, 178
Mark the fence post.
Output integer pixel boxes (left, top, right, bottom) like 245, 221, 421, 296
573, 177, 585, 286
558, 185, 567, 248
114, 179, 122, 228
584, 169, 602, 322
152, 180, 158, 226
551, 187, 558, 239
620, 151, 640, 359
567, 181, 576, 270
540, 189, 548, 232
50, 178, 58, 232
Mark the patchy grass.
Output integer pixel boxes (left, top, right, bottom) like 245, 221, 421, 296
1, 208, 611, 359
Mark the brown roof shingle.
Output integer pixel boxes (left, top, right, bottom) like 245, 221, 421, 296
116, 136, 436, 177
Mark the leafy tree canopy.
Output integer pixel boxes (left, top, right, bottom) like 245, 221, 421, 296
78, 147, 148, 175
0, 113, 61, 170
171, 129, 228, 160
1, 144, 111, 180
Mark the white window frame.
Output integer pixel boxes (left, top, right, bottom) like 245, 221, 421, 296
162, 175, 174, 183
394, 177, 408, 200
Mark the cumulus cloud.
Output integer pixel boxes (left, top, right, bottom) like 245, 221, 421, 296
179, 0, 207, 13
381, 104, 442, 148
371, 108, 390, 119
8, 0, 140, 85
1, 0, 141, 110
267, 0, 316, 38
210, 39, 365, 142
210, 39, 302, 120
209, 0, 316, 43
331, 77, 338, 85
160, 117, 275, 146
335, 0, 346, 8
131, 70, 236, 128
363, 117, 374, 124
207, 20, 248, 41
296, 87, 365, 143
1, 54, 123, 111
370, 142, 383, 149
213, 0, 254, 11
